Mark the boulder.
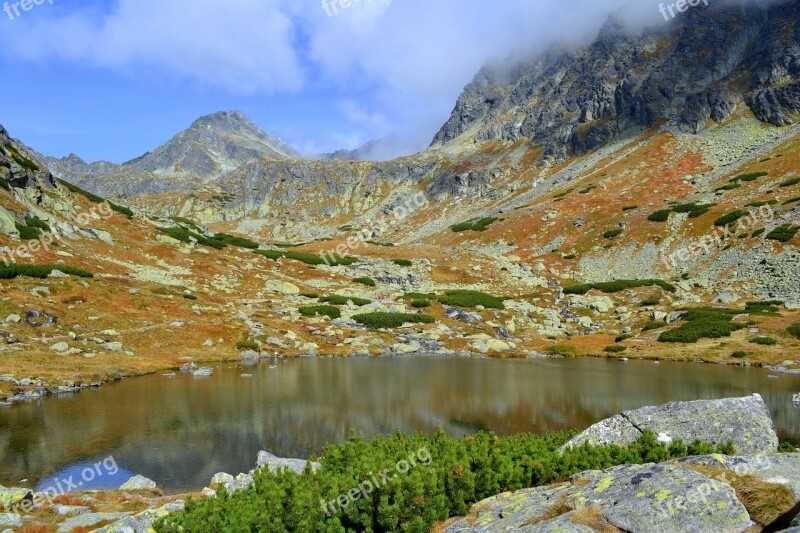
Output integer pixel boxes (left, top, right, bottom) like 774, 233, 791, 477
93, 501, 184, 533
256, 451, 320, 475
0, 514, 22, 528
675, 453, 800, 500
0, 486, 32, 508
264, 280, 300, 295
57, 512, 131, 533
560, 394, 778, 455
119, 475, 157, 490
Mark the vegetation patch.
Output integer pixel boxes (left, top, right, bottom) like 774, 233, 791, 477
352, 312, 434, 329
439, 290, 505, 309
672, 202, 715, 218
750, 336, 777, 346
782, 196, 800, 206
730, 171, 768, 183
647, 210, 671, 222
58, 179, 134, 217
787, 323, 800, 340
731, 351, 748, 359
715, 183, 741, 192
411, 299, 430, 308
564, 279, 676, 295
745, 300, 783, 316
602, 228, 623, 239
236, 340, 259, 351
299, 305, 341, 319
15, 221, 41, 240
640, 298, 660, 306
392, 259, 413, 267
450, 217, 499, 233
562, 254, 577, 260
254, 249, 359, 266
579, 184, 597, 194
399, 292, 437, 301
213, 233, 260, 249
766, 224, 800, 242
622, 205, 638, 211
779, 178, 800, 188
547, 344, 578, 356
643, 321, 668, 331
158, 227, 227, 250
24, 217, 50, 232
747, 200, 778, 208
604, 345, 627, 353
615, 334, 632, 343
714, 210, 748, 227
751, 228, 766, 238
353, 277, 376, 287
0, 264, 92, 279
658, 307, 745, 344
367, 241, 394, 247
320, 295, 372, 307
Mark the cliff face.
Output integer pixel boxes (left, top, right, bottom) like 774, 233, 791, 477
432, 1, 800, 164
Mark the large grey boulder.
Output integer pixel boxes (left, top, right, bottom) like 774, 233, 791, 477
447, 462, 752, 533
256, 450, 321, 475
119, 475, 157, 490
676, 453, 800, 499
0, 486, 32, 508
560, 394, 778, 455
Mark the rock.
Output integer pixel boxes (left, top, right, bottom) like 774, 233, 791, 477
675, 453, 800, 500
203, 338, 213, 347
93, 501, 184, 533
25, 310, 57, 328
30, 286, 50, 297
0, 486, 32, 508
561, 394, 778, 455
264, 280, 300, 295
53, 504, 90, 516
51, 342, 70, 353
57, 512, 132, 533
0, 514, 22, 528
49, 269, 68, 278
4, 314, 20, 324
256, 451, 320, 475
102, 342, 123, 352
119, 475, 157, 490
390, 341, 421, 354
210, 472, 234, 485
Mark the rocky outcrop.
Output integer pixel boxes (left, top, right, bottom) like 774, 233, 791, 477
560, 394, 778, 455
432, 1, 800, 163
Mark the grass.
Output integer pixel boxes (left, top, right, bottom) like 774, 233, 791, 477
714, 210, 748, 227
158, 227, 227, 250
766, 225, 800, 242
643, 321, 668, 331
658, 307, 745, 344
353, 277, 376, 287
392, 259, 413, 267
788, 323, 800, 340
547, 344, 578, 356
299, 305, 341, 319
438, 290, 505, 309
564, 279, 676, 295
57, 178, 134, 218
602, 228, 623, 239
450, 217, 499, 233
0, 264, 92, 279
647, 210, 671, 222
779, 177, 800, 188
750, 336, 777, 346
320, 295, 372, 306
604, 345, 627, 353
253, 249, 359, 266
213, 233, 260, 249
352, 312, 435, 329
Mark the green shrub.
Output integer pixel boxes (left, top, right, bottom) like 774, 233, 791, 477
767, 225, 800, 243
254, 249, 359, 266
604, 345, 627, 353
367, 241, 394, 247
643, 321, 668, 331
158, 227, 227, 250
182, 294, 198, 301
562, 254, 577, 260
25, 217, 50, 231
236, 340, 259, 350
714, 210, 748, 227
647, 210, 671, 222
299, 305, 341, 319
320, 295, 372, 307
622, 205, 638, 211
300, 292, 320, 299
157, 430, 732, 533
439, 290, 505, 310
787, 323, 800, 340
672, 203, 715, 218
0, 264, 92, 279
353, 312, 435, 329
779, 178, 800, 188
731, 351, 748, 359
353, 277, 376, 287
751, 228, 766, 238
658, 307, 745, 344
392, 259, 413, 267
0, 177, 10, 191
451, 217, 499, 233
716, 183, 741, 191
640, 298, 660, 306
564, 279, 676, 295
399, 292, 437, 300
782, 196, 800, 206
615, 334, 632, 343
411, 299, 430, 308
57, 179, 134, 217
747, 200, 778, 208
547, 344, 578, 356
750, 336, 777, 346
603, 228, 623, 239
579, 185, 597, 194
6, 144, 39, 172
730, 172, 768, 183
170, 216, 204, 233
214, 233, 260, 249
745, 300, 783, 316
15, 222, 41, 240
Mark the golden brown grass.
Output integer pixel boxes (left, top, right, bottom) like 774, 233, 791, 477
570, 505, 621, 532
523, 497, 572, 526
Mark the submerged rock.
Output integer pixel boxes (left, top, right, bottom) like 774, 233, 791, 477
560, 394, 778, 455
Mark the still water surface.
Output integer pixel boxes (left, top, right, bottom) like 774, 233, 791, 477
1, 356, 798, 492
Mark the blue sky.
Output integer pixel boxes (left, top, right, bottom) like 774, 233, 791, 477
0, 0, 664, 162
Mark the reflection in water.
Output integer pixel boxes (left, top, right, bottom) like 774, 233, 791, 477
0, 357, 798, 492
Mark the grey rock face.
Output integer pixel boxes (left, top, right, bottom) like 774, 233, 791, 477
256, 450, 321, 475
432, 1, 800, 163
93, 501, 184, 533
676, 453, 800, 500
57, 512, 131, 533
561, 394, 778, 455
119, 475, 157, 490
